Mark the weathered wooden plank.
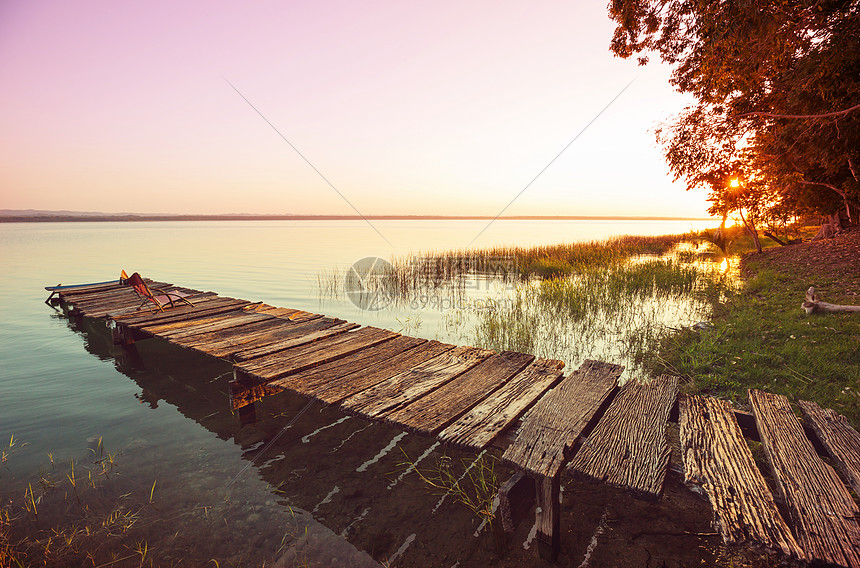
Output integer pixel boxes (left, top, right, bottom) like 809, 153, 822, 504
232, 321, 360, 361
255, 307, 299, 317
107, 292, 228, 325
238, 326, 397, 375
76, 298, 147, 317
798, 399, 860, 496
502, 359, 622, 478
312, 340, 455, 405
679, 395, 805, 559
175, 314, 325, 349
66, 289, 138, 307
569, 375, 678, 500
172, 318, 287, 347
383, 351, 535, 435
750, 389, 860, 568
60, 279, 169, 301
152, 312, 273, 340
93, 291, 219, 318
70, 291, 202, 318
95, 285, 208, 304
128, 303, 252, 330
339, 346, 495, 420
270, 335, 427, 395
282, 310, 322, 323
228, 380, 286, 409
243, 304, 301, 318
52, 281, 125, 296
64, 281, 185, 309
70, 290, 155, 310
70, 282, 192, 304
203, 317, 348, 359
234, 327, 399, 383
114, 298, 251, 325
140, 312, 247, 335
437, 358, 564, 450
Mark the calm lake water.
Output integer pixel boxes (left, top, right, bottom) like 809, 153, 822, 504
0, 219, 714, 566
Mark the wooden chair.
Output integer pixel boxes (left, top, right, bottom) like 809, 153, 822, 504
123, 271, 194, 312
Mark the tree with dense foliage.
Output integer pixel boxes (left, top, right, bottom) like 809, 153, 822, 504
608, 0, 860, 248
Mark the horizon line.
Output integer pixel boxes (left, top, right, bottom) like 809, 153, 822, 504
0, 210, 715, 222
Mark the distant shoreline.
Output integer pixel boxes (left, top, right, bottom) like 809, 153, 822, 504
0, 214, 714, 223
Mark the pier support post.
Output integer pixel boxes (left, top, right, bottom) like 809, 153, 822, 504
499, 471, 536, 533
536, 473, 560, 561
237, 402, 257, 425
111, 323, 149, 346
112, 323, 135, 346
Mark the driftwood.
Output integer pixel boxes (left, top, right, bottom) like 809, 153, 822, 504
802, 286, 860, 315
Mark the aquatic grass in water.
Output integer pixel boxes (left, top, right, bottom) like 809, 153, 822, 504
316, 233, 694, 306
315, 234, 736, 380
386, 233, 689, 285
536, 260, 703, 318
400, 450, 500, 531
473, 258, 736, 380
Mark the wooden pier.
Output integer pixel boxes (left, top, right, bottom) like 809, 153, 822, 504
49, 277, 860, 566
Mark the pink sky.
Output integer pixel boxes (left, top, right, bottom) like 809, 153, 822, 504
0, 1, 710, 217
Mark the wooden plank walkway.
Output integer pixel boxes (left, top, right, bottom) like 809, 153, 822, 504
501, 359, 622, 557
750, 389, 860, 568
569, 374, 678, 501
49, 277, 860, 565
679, 394, 805, 560
54, 278, 600, 559
798, 399, 860, 495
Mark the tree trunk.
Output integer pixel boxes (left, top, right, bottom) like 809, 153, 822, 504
811, 212, 844, 241
763, 232, 788, 246
738, 209, 762, 253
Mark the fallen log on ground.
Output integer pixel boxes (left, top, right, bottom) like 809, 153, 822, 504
802, 286, 860, 315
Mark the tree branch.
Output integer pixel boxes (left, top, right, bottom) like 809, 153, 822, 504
730, 103, 860, 120
797, 179, 846, 198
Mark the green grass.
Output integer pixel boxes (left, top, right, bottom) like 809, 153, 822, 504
400, 450, 500, 530
640, 263, 860, 426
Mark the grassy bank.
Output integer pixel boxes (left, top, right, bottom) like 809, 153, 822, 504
640, 232, 860, 426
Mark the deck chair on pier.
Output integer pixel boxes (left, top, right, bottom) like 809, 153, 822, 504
123, 271, 194, 313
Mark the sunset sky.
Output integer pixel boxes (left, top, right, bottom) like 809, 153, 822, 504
0, 1, 711, 217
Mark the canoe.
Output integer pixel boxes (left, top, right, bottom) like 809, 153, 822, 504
44, 279, 122, 292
